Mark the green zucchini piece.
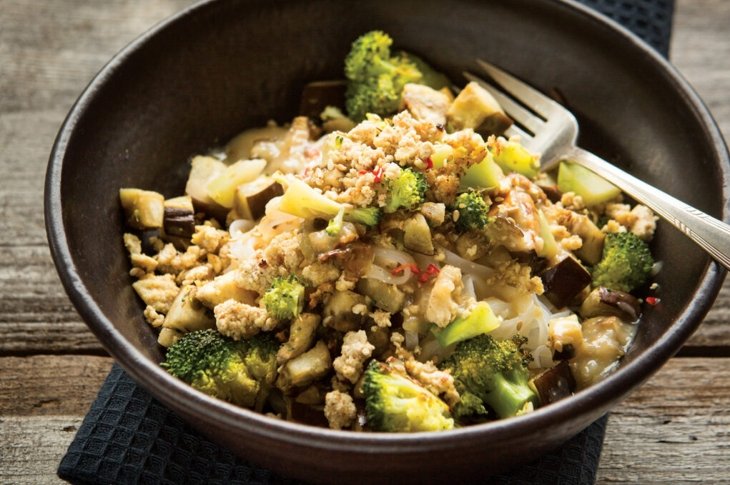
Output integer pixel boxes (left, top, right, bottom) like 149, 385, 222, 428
491, 139, 540, 178
557, 162, 620, 206
435, 301, 501, 347
460, 153, 505, 189
536, 209, 558, 260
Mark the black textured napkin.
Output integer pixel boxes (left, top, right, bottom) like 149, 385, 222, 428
58, 1, 673, 484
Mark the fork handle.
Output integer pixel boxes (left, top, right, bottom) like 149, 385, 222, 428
566, 146, 730, 271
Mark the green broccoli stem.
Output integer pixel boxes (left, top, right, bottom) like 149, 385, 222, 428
486, 373, 537, 418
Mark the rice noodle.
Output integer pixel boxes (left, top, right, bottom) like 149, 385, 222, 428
364, 264, 412, 285
486, 293, 560, 369
363, 246, 417, 285
229, 219, 256, 237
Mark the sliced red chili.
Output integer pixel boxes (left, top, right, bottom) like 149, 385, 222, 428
645, 296, 660, 306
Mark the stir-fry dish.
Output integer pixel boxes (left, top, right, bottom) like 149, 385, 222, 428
119, 31, 658, 432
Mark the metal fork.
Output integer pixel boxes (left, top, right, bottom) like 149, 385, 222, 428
465, 59, 730, 271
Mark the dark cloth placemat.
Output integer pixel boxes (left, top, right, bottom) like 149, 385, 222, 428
59, 364, 608, 485
578, 0, 674, 57
58, 1, 672, 484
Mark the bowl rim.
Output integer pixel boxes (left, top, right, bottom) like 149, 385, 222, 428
44, 0, 729, 452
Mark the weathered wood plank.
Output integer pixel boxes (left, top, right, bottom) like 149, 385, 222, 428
0, 355, 112, 415
0, 416, 83, 485
598, 357, 730, 483
0, 356, 727, 483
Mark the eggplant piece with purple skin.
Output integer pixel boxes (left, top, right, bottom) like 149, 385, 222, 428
579, 287, 642, 322
540, 255, 592, 308
233, 177, 284, 221
530, 360, 576, 405
164, 196, 196, 239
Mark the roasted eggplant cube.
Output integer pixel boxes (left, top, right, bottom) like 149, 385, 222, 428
540, 256, 591, 308
164, 196, 195, 238
234, 177, 284, 221
531, 360, 576, 405
119, 188, 164, 230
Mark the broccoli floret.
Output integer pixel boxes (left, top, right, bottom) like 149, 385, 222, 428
591, 231, 654, 292
326, 206, 346, 236
344, 206, 382, 227
262, 276, 306, 320
364, 360, 454, 432
162, 329, 277, 410
383, 167, 427, 213
453, 190, 490, 231
440, 334, 538, 420
344, 31, 448, 121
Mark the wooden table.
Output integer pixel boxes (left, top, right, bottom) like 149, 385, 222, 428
1, 1, 728, 483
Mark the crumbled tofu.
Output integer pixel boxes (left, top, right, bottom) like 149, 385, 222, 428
420, 202, 446, 226
123, 233, 142, 255
333, 330, 375, 384
131, 253, 158, 273
191, 224, 230, 254
132, 274, 179, 313
179, 265, 214, 286
404, 359, 459, 407
425, 265, 463, 327
156, 243, 204, 275
263, 230, 305, 272
560, 191, 585, 211
143, 305, 165, 327
301, 261, 341, 287
197, 271, 257, 308
629, 204, 657, 241
214, 299, 277, 340
371, 310, 392, 328
324, 390, 357, 430
400, 83, 451, 126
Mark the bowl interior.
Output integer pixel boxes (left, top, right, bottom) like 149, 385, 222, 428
46, 0, 728, 481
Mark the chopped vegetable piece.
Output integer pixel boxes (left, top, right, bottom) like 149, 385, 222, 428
163, 196, 195, 238
490, 138, 540, 178
459, 153, 505, 190
557, 161, 621, 206
119, 188, 165, 230
262, 276, 306, 321
207, 159, 267, 208
435, 301, 502, 347
540, 256, 592, 308
234, 177, 284, 220
536, 209, 558, 259
453, 190, 490, 232
383, 167, 428, 213
591, 231, 654, 292
363, 360, 454, 432
530, 360, 576, 405
446, 81, 513, 136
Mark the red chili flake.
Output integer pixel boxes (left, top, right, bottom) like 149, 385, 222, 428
358, 169, 368, 175
424, 157, 434, 170
645, 296, 660, 306
371, 166, 384, 183
418, 263, 440, 283
391, 263, 420, 276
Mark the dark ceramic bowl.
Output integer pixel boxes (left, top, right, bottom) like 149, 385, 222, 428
45, 0, 729, 482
